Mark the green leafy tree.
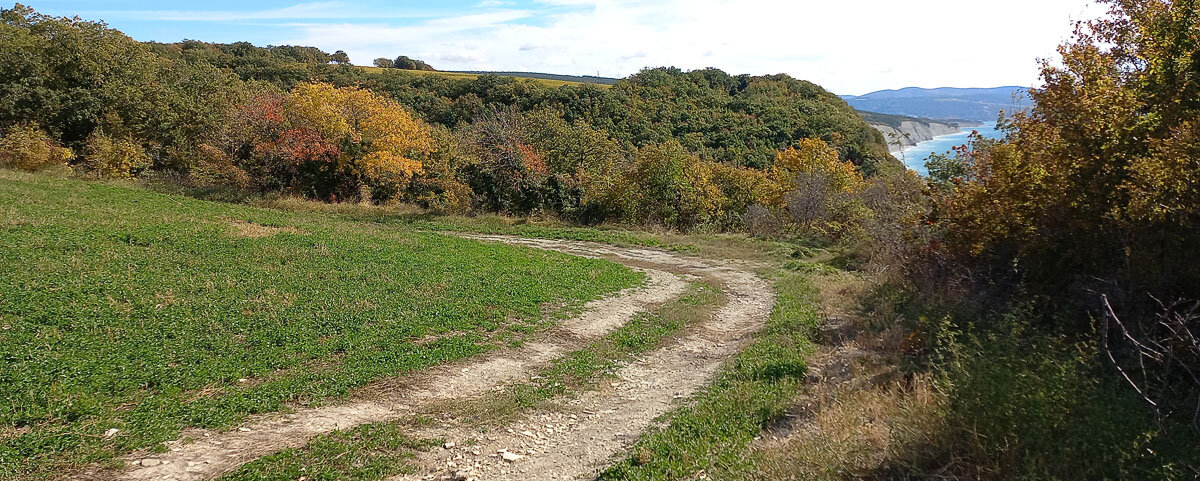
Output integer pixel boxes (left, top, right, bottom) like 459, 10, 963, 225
609, 141, 722, 229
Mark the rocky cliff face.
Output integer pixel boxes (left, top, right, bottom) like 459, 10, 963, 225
870, 120, 961, 152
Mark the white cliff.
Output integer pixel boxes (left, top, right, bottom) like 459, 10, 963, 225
871, 120, 961, 153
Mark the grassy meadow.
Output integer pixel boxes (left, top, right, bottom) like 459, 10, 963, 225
0, 170, 642, 480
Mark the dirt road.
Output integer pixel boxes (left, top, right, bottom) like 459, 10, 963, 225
112, 235, 774, 481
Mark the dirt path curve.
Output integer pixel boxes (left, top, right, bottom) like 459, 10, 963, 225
390, 236, 774, 481
112, 237, 690, 481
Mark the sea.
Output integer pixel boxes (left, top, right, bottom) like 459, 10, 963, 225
896, 123, 1004, 175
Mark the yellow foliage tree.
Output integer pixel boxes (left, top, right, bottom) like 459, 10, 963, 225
769, 139, 865, 197
0, 124, 73, 171
84, 132, 150, 179
765, 139, 867, 236
284, 83, 433, 200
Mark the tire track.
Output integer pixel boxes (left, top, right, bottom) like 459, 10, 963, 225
391, 236, 774, 481
109, 237, 688, 481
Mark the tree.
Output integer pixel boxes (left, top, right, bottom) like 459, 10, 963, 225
393, 55, 434, 71
281, 83, 432, 201
0, 5, 250, 171
933, 0, 1200, 305
216, 83, 432, 201
457, 109, 549, 213
767, 139, 867, 236
373, 57, 394, 68
610, 141, 722, 229
329, 50, 350, 65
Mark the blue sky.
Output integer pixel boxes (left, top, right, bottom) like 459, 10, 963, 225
18, 0, 1101, 95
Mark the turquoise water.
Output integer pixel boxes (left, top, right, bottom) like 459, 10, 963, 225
896, 124, 1004, 175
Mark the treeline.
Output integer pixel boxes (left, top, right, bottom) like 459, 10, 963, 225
0, 4, 898, 233
372, 55, 435, 71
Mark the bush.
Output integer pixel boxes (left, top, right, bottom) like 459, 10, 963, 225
188, 144, 251, 189
932, 313, 1198, 479
84, 132, 151, 179
0, 124, 73, 171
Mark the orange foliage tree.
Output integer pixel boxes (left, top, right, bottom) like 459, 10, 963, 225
211, 83, 434, 202
932, 0, 1200, 310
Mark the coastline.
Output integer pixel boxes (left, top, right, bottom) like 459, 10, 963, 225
896, 123, 1001, 175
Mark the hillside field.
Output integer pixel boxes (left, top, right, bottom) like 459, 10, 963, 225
355, 67, 608, 88
0, 170, 642, 479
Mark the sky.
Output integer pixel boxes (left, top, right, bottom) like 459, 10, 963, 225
21, 0, 1104, 95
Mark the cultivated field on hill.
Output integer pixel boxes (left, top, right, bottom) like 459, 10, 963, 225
355, 67, 605, 88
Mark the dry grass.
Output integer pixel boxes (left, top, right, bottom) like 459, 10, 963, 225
739, 270, 952, 480
751, 377, 948, 480
225, 218, 305, 238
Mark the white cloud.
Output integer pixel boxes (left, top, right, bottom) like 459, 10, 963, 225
85, 2, 439, 22
296, 0, 1105, 94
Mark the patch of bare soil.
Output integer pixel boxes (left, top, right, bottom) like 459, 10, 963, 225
104, 237, 688, 481
390, 236, 775, 481
225, 219, 305, 238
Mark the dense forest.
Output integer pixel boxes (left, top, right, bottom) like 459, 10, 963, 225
2, 0, 1198, 478
0, 3, 895, 232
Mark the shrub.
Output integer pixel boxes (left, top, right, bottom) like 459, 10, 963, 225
932, 313, 1198, 479
83, 132, 151, 179
709, 162, 771, 229
0, 124, 73, 171
854, 169, 929, 275
188, 144, 251, 189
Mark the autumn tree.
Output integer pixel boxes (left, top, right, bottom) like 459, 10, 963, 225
932, 0, 1200, 308
910, 3, 1200, 472
767, 139, 867, 236
608, 141, 722, 229
0, 124, 73, 171
281, 83, 432, 201
209, 83, 432, 202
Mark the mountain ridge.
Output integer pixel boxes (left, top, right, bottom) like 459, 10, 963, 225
841, 86, 1032, 122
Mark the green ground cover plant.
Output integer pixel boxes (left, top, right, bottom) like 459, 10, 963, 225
0, 170, 641, 480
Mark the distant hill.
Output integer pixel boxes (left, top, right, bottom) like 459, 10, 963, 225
453, 71, 620, 85
841, 86, 1032, 122
856, 110, 966, 130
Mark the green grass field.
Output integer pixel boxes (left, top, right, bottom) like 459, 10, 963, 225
0, 170, 642, 480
